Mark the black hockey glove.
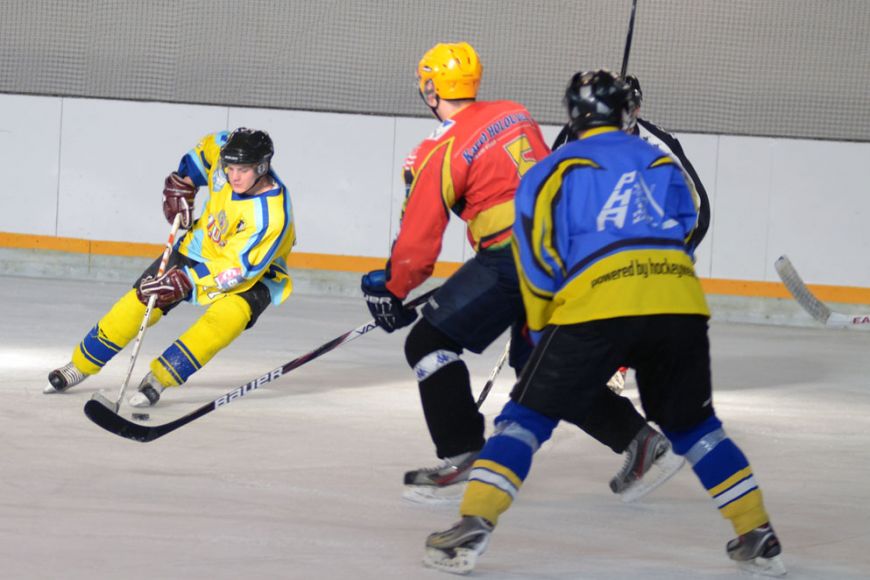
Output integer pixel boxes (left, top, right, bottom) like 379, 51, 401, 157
361, 269, 418, 333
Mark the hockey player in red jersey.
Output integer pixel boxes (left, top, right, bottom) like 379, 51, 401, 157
361, 42, 682, 503
423, 69, 785, 578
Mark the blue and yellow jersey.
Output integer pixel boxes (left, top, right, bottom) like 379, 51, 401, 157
512, 127, 709, 337
175, 131, 296, 306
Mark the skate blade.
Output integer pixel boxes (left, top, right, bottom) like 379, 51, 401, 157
736, 554, 787, 577
89, 392, 120, 413
422, 546, 480, 575
43, 383, 62, 394
403, 483, 465, 505
620, 450, 686, 503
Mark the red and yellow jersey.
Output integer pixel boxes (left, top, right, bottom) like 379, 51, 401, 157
386, 100, 550, 299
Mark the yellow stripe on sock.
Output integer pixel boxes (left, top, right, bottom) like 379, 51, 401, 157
721, 489, 770, 535
709, 466, 753, 497
460, 480, 514, 527
472, 459, 523, 489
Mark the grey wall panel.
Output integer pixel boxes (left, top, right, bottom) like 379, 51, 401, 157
2, 1, 868, 141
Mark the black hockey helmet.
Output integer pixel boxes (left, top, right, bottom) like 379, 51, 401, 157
625, 74, 643, 106
220, 128, 274, 176
564, 69, 633, 134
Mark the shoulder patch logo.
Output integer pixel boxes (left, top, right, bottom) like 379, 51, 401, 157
428, 119, 455, 141
212, 167, 227, 191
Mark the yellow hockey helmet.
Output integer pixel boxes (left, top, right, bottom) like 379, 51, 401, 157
417, 42, 482, 100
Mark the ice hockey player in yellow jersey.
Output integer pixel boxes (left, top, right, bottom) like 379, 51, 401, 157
45, 128, 296, 407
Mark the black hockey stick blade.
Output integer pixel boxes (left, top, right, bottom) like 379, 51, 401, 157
84, 288, 437, 442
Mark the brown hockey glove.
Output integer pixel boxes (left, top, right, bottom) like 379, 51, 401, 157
162, 172, 197, 229
137, 266, 193, 309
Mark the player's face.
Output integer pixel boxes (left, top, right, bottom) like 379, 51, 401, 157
224, 163, 258, 193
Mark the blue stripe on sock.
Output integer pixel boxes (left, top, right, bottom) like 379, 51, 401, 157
693, 438, 750, 490
479, 433, 535, 481
78, 325, 119, 367
174, 339, 202, 370
156, 344, 194, 384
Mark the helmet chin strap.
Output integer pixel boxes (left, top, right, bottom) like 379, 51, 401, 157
418, 89, 443, 122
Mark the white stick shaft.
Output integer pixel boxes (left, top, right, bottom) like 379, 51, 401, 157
113, 214, 183, 407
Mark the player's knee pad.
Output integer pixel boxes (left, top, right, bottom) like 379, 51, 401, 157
151, 295, 252, 386
404, 318, 463, 380
73, 290, 163, 374
663, 414, 725, 463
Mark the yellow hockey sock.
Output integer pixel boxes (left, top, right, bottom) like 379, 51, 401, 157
150, 294, 252, 387
72, 290, 163, 375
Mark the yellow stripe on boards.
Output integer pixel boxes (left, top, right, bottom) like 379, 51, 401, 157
3, 231, 870, 304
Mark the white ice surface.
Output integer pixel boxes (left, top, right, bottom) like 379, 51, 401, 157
1, 276, 869, 580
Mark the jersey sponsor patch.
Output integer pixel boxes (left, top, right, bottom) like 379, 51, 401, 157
214, 267, 244, 291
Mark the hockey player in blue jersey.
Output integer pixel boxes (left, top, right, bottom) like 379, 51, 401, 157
552, 74, 711, 256
423, 70, 785, 577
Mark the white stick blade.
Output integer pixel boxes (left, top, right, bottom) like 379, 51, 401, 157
90, 391, 119, 413
774, 255, 832, 324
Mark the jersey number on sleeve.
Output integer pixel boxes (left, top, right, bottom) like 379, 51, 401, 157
503, 135, 536, 178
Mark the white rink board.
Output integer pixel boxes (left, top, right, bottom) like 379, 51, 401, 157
56, 98, 228, 243
0, 94, 869, 287
0, 94, 62, 236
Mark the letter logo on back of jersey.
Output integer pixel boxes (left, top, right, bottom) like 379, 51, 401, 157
597, 171, 678, 232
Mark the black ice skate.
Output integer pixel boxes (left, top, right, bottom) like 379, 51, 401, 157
128, 372, 165, 408
727, 523, 787, 577
610, 424, 685, 503
44, 362, 88, 394
423, 515, 494, 575
403, 451, 479, 504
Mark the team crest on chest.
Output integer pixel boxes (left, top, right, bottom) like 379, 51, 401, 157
207, 210, 230, 247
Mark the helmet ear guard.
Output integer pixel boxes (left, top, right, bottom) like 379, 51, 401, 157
417, 42, 482, 101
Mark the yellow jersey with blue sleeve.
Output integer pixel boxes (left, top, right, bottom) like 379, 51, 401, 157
175, 131, 296, 306
512, 126, 709, 338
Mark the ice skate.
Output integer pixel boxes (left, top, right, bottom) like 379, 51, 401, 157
610, 424, 685, 503
44, 362, 88, 394
403, 451, 479, 504
128, 372, 165, 408
727, 523, 787, 577
423, 516, 493, 575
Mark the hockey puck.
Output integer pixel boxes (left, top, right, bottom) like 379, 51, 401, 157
132, 413, 150, 421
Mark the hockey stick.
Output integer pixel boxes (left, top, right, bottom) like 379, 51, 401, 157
775, 255, 870, 328
84, 288, 437, 442
90, 213, 183, 413
620, 0, 639, 78
475, 338, 510, 409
